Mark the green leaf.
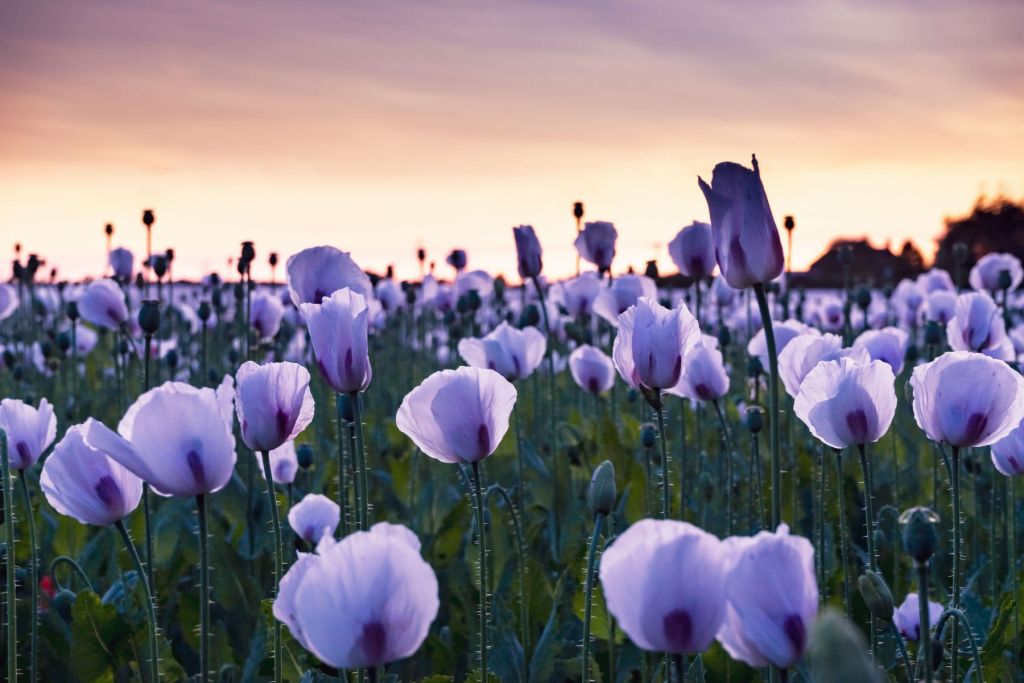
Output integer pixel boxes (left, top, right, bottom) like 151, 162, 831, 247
69, 590, 133, 683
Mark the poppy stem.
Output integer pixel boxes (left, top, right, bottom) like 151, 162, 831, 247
656, 399, 671, 519
582, 512, 605, 683
713, 400, 734, 535
857, 443, 878, 660
835, 449, 851, 618
485, 484, 529, 668
752, 283, 781, 529
196, 493, 210, 683
115, 519, 159, 683
351, 392, 369, 530
949, 445, 962, 682
1, 430, 17, 683
470, 461, 489, 682
1012, 475, 1019, 660
335, 393, 350, 535
48, 555, 95, 594
261, 450, 284, 683
18, 473, 38, 683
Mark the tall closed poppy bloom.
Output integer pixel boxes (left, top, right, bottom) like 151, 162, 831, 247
250, 291, 285, 340
698, 156, 784, 289
910, 351, 1024, 448
594, 274, 658, 326
512, 225, 543, 279
717, 525, 818, 670
969, 252, 1023, 293
396, 366, 516, 464
946, 292, 1014, 360
457, 321, 546, 381
666, 338, 730, 403
613, 297, 701, 391
574, 221, 618, 274
668, 221, 716, 279
78, 279, 129, 330
40, 424, 142, 526
286, 245, 372, 306
299, 288, 373, 395
599, 519, 727, 655
0, 398, 57, 470
569, 345, 616, 395
990, 421, 1024, 476
287, 493, 340, 545
235, 361, 315, 453
558, 273, 603, 318
85, 377, 237, 497
793, 357, 897, 450
853, 327, 910, 375
917, 268, 956, 293
893, 593, 943, 642
779, 333, 869, 399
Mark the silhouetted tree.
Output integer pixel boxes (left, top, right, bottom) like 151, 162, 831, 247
794, 238, 923, 288
934, 196, 1024, 272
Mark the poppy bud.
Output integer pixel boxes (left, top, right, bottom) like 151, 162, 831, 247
784, 215, 795, 231
807, 610, 884, 683
165, 349, 179, 370
56, 332, 71, 353
521, 304, 540, 328
588, 460, 616, 517
138, 300, 161, 335
745, 406, 764, 434
142, 209, 154, 227
66, 300, 79, 321
269, 252, 278, 267
640, 422, 657, 449
855, 287, 871, 311
296, 443, 314, 470
165, 248, 174, 263
573, 201, 584, 220
336, 393, 355, 423
717, 326, 731, 349
241, 241, 256, 263
197, 301, 212, 322
151, 255, 168, 278
900, 507, 940, 564
104, 222, 114, 236
747, 355, 763, 378
52, 588, 76, 622
857, 570, 894, 622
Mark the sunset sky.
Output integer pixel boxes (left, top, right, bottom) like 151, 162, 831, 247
2, 0, 1023, 283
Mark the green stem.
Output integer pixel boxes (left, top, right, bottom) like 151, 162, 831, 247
486, 484, 528, 669
656, 399, 671, 519
351, 392, 369, 530
582, 513, 605, 683
2, 430, 18, 683
857, 443, 877, 661
115, 520, 159, 683
48, 555, 95, 593
917, 562, 932, 683
196, 494, 210, 683
470, 462, 489, 682
836, 450, 851, 618
18, 474, 37, 683
335, 393, 350, 536
1012, 476, 1019, 660
950, 445, 962, 683
889, 621, 914, 683
260, 451, 283, 683
678, 398, 688, 520
142, 485, 154, 600
753, 283, 781, 529
713, 400, 734, 535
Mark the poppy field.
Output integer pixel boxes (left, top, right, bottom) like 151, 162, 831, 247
2, 157, 1024, 683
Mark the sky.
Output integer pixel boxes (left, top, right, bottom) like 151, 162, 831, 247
1, 0, 1023, 283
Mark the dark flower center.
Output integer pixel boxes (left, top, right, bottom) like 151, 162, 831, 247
186, 449, 207, 490
845, 409, 869, 444
94, 475, 124, 514
662, 609, 693, 652
15, 442, 31, 467
476, 423, 490, 458
963, 412, 988, 444
783, 614, 806, 655
358, 621, 387, 664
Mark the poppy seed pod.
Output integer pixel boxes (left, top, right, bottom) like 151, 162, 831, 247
151, 255, 168, 278
197, 301, 212, 322
142, 209, 154, 226
899, 507, 940, 564
745, 406, 765, 433
138, 300, 161, 335
857, 570, 894, 621
588, 460, 616, 516
241, 241, 256, 263
66, 300, 79, 321
296, 443, 314, 470
640, 422, 658, 448
573, 201, 584, 219
806, 610, 883, 683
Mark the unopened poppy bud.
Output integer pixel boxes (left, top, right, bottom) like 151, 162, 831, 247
904, 343, 919, 365
998, 269, 1013, 291
40, 340, 54, 358
640, 422, 657, 449
269, 252, 278, 267
56, 332, 71, 353
900, 507, 940, 564
241, 241, 256, 263
747, 355, 763, 377
588, 460, 616, 517
521, 304, 540, 328
152, 255, 168, 278
296, 443, 314, 470
923, 321, 941, 346
857, 570, 894, 621
717, 326, 731, 349
165, 349, 179, 370
807, 610, 884, 683
138, 300, 161, 335
336, 393, 355, 423
142, 209, 155, 227
197, 301, 212, 322
855, 287, 871, 310
745, 406, 764, 433
66, 301, 79, 321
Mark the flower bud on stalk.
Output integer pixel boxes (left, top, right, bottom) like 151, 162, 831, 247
588, 460, 616, 517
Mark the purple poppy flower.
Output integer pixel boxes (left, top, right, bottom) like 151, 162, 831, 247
457, 321, 546, 382
556, 273, 602, 318
916, 269, 955, 294
946, 292, 1014, 360
852, 327, 910, 375
991, 421, 1024, 476
793, 358, 897, 450
299, 288, 373, 395
969, 252, 1023, 293
108, 247, 134, 282
251, 291, 285, 340
396, 366, 516, 464
235, 361, 315, 453
910, 351, 1024, 448
0, 284, 18, 322
40, 424, 142, 526
569, 345, 616, 396
594, 274, 658, 326
84, 377, 237, 497
574, 221, 618, 273
78, 279, 129, 330
613, 297, 701, 391
747, 320, 814, 372
256, 439, 299, 484
375, 278, 404, 314
287, 493, 340, 544
669, 221, 716, 279
717, 524, 818, 669
513, 225, 543, 279
286, 246, 372, 307
698, 157, 784, 289
0, 397, 57, 470
893, 593, 943, 642
712, 276, 738, 307
274, 522, 439, 668
780, 333, 870, 399
600, 519, 727, 654
666, 337, 730, 402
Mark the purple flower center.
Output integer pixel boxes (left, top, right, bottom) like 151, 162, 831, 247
963, 412, 988, 444
695, 383, 714, 401
729, 236, 748, 276
275, 407, 290, 443
662, 609, 693, 652
15, 442, 31, 468
845, 409, 869, 444
186, 449, 207, 491
783, 614, 806, 656
358, 621, 387, 664
94, 475, 124, 514
476, 423, 490, 458
344, 348, 354, 375
588, 377, 600, 395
